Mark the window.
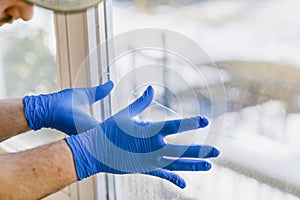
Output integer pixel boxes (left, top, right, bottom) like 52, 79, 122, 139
102, 0, 300, 199
2, 0, 298, 199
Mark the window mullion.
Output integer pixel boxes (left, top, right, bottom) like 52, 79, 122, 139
54, 10, 97, 200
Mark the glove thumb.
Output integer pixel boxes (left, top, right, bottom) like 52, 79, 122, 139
87, 81, 114, 104
126, 86, 154, 117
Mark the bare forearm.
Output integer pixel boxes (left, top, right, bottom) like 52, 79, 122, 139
0, 140, 78, 200
0, 98, 31, 142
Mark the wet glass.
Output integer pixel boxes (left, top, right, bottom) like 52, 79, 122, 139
108, 0, 300, 199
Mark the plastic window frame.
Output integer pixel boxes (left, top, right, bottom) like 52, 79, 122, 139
53, 0, 115, 199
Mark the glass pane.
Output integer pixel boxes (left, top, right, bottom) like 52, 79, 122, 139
110, 0, 300, 200
0, 7, 62, 152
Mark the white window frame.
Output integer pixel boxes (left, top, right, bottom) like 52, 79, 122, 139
54, 0, 115, 199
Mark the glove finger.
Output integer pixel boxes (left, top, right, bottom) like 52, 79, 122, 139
118, 86, 154, 117
87, 81, 114, 104
146, 169, 186, 189
162, 143, 220, 158
159, 158, 211, 171
150, 116, 208, 136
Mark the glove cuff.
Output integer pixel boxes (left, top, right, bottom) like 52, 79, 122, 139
23, 95, 52, 131
64, 134, 100, 180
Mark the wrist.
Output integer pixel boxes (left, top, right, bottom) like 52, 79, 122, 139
64, 132, 100, 180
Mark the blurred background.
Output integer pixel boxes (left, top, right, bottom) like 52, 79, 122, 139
0, 7, 60, 152
110, 0, 300, 200
0, 0, 299, 199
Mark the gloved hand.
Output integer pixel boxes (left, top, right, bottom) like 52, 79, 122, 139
65, 86, 220, 188
23, 81, 114, 135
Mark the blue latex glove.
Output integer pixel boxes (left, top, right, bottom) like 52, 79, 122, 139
65, 86, 220, 188
23, 81, 114, 135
